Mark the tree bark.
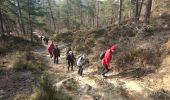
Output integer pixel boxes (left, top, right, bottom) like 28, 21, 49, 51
118, 0, 122, 25
28, 0, 33, 43
137, 0, 144, 21
135, 0, 139, 23
66, 0, 70, 30
96, 1, 99, 28
0, 9, 4, 34
47, 0, 56, 32
145, 0, 152, 24
16, 0, 26, 34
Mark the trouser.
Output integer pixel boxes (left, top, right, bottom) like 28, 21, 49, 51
50, 53, 53, 58
68, 60, 74, 71
102, 64, 110, 76
78, 66, 83, 76
54, 56, 59, 64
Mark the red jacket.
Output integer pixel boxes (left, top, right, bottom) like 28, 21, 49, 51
48, 44, 54, 54
101, 49, 115, 68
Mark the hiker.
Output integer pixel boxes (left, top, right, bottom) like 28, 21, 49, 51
77, 55, 87, 76
40, 35, 43, 40
66, 51, 76, 71
101, 45, 117, 78
43, 37, 48, 44
53, 45, 60, 64
66, 47, 72, 56
48, 41, 54, 59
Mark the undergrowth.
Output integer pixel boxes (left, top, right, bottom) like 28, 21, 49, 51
13, 51, 47, 72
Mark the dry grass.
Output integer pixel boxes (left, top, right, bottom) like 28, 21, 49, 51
12, 51, 47, 72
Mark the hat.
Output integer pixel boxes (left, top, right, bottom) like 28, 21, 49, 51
111, 45, 117, 50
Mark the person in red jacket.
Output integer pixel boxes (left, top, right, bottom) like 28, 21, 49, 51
48, 41, 54, 58
101, 45, 117, 78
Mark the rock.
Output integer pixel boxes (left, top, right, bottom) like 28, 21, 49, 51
55, 77, 74, 89
80, 94, 93, 100
82, 84, 92, 93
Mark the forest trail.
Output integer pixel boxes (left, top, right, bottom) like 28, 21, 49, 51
34, 39, 170, 100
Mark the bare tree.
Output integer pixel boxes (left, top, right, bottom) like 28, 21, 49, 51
144, 0, 152, 24
27, 0, 33, 42
119, 0, 123, 25
47, 0, 56, 32
16, 0, 26, 34
137, 0, 144, 21
0, 9, 4, 34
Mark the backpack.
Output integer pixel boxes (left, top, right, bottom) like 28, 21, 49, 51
99, 51, 105, 60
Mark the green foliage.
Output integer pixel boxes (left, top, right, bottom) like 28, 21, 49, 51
63, 78, 78, 91
116, 50, 140, 68
56, 32, 74, 43
13, 51, 46, 72
144, 24, 156, 35
94, 28, 106, 38
0, 36, 39, 55
35, 72, 72, 100
13, 61, 46, 72
75, 46, 92, 54
0, 68, 5, 75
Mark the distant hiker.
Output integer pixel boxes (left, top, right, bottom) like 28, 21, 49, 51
43, 37, 49, 44
53, 45, 60, 64
101, 45, 117, 78
77, 55, 89, 76
66, 51, 76, 71
66, 47, 72, 56
40, 35, 43, 40
48, 41, 55, 58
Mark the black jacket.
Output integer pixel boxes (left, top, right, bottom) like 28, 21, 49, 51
66, 53, 75, 61
53, 48, 60, 57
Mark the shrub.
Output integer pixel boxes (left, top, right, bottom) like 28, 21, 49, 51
14, 93, 29, 100
13, 51, 46, 72
63, 78, 78, 91
94, 28, 105, 38
145, 24, 156, 33
56, 32, 74, 43
35, 72, 72, 100
13, 61, 34, 71
0, 68, 5, 75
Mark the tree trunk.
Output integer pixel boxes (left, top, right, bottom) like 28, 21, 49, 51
137, 0, 144, 21
28, 0, 33, 43
16, 0, 26, 34
0, 9, 4, 34
80, 0, 83, 26
96, 1, 99, 28
66, 0, 70, 30
47, 0, 56, 32
145, 0, 152, 24
135, 0, 139, 23
118, 0, 122, 25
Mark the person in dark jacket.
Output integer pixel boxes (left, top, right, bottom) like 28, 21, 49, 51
101, 45, 117, 78
43, 37, 48, 44
66, 47, 72, 56
53, 45, 60, 64
66, 51, 76, 71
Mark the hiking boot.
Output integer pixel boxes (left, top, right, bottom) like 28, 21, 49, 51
102, 75, 107, 79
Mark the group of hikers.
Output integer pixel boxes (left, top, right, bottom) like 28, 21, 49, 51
40, 35, 49, 44
46, 39, 117, 78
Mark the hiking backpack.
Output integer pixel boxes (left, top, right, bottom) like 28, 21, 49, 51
99, 51, 105, 60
